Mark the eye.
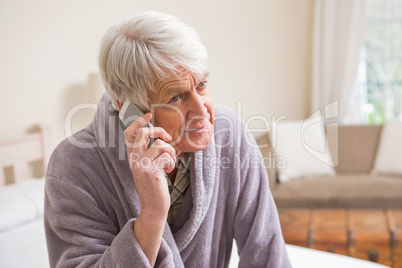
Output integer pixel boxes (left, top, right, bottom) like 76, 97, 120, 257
197, 81, 206, 88
169, 96, 180, 103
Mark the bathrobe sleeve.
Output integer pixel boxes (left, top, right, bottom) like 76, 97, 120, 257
233, 139, 291, 268
44, 176, 155, 268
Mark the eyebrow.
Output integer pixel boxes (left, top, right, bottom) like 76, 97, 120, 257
200, 72, 210, 82
164, 87, 185, 98
159, 72, 210, 100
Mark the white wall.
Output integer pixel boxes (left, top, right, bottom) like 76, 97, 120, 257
0, 0, 314, 147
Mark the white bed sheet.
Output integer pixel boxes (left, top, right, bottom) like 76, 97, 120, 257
229, 242, 390, 268
284, 245, 390, 268
0, 218, 49, 268
0, 216, 390, 268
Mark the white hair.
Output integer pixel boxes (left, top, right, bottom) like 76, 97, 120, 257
98, 11, 209, 111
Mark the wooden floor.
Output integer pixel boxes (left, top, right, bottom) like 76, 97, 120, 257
278, 209, 402, 268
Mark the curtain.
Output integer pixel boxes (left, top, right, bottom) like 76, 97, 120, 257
312, 0, 366, 121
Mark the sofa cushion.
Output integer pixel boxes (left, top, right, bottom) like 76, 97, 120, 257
274, 120, 335, 183
273, 173, 402, 209
330, 125, 382, 173
372, 121, 402, 176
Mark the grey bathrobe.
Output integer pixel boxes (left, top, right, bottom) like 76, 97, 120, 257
44, 94, 290, 267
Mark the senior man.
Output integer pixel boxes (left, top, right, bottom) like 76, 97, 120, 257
44, 11, 290, 267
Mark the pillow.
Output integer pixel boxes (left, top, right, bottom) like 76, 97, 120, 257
0, 178, 45, 232
372, 121, 402, 176
273, 120, 335, 183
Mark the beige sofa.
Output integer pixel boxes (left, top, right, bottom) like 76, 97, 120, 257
258, 125, 402, 209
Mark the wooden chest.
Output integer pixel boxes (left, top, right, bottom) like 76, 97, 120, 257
310, 209, 349, 256
349, 210, 392, 266
278, 209, 311, 247
389, 210, 402, 268
278, 209, 402, 267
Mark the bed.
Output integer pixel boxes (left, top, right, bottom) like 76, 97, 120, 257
0, 125, 51, 267
0, 125, 389, 268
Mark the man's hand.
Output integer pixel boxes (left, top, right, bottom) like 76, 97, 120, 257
124, 112, 176, 266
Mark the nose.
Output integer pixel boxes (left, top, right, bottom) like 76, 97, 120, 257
186, 92, 208, 119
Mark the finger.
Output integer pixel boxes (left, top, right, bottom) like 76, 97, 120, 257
129, 127, 172, 152
142, 139, 177, 163
130, 141, 176, 175
154, 152, 176, 174
134, 127, 172, 146
124, 113, 172, 151
124, 113, 152, 144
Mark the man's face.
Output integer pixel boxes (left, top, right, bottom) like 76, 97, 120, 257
148, 68, 214, 153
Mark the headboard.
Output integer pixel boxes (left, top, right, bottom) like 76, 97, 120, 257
0, 124, 52, 186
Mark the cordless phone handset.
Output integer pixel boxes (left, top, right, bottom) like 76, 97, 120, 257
118, 100, 155, 148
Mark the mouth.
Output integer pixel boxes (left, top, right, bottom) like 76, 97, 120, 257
185, 124, 207, 133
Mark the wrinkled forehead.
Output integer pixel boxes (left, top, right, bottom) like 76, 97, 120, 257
156, 68, 191, 89
154, 67, 208, 97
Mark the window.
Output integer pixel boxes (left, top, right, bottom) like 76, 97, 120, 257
354, 0, 402, 124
